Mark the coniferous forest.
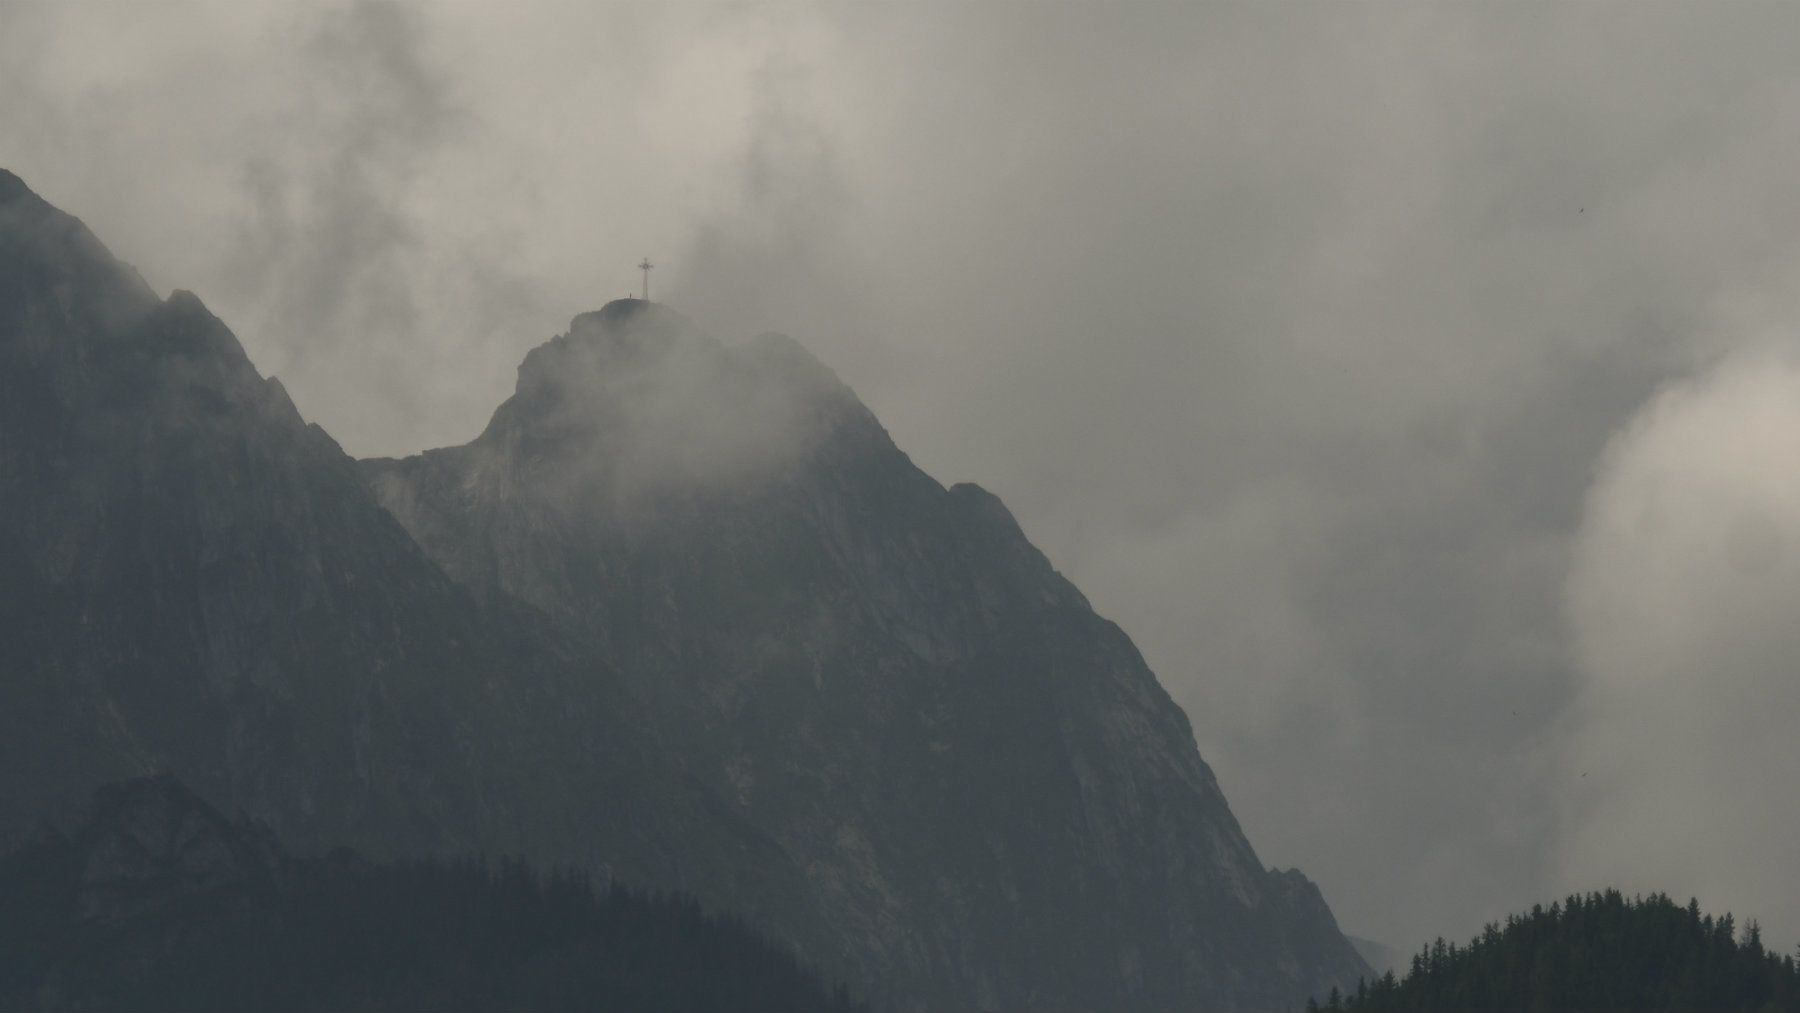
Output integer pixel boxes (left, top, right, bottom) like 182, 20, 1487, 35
0, 793, 865, 1013
1308, 890, 1800, 1013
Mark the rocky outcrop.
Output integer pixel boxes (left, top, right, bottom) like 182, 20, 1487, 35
364, 300, 1371, 1010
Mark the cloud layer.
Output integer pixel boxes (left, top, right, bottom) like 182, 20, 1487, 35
7, 0, 1800, 952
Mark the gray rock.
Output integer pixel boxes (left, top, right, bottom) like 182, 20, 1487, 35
365, 299, 1371, 1010
0, 167, 1367, 1010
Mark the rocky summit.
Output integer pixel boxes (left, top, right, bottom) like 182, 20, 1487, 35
364, 299, 1370, 1009
0, 168, 819, 944
0, 169, 1366, 1011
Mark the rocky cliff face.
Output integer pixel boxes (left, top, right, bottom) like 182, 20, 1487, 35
0, 167, 1365, 1011
0, 170, 819, 945
364, 300, 1370, 1010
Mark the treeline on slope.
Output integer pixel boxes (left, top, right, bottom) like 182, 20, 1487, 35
0, 835, 864, 1012
1307, 890, 1800, 1013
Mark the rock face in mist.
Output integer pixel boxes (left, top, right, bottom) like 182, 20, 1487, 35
363, 299, 1370, 1010
0, 169, 817, 940
0, 168, 1364, 1011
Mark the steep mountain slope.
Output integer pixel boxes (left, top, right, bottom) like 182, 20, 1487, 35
0, 167, 1365, 1010
0, 170, 817, 944
364, 299, 1370, 1010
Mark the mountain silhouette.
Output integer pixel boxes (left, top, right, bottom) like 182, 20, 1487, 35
1, 169, 1364, 1010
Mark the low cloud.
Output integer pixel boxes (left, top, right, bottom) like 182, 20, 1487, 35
12, 0, 1800, 955
1561, 346, 1800, 944
501, 306, 849, 509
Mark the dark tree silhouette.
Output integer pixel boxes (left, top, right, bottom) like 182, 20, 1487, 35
0, 834, 864, 1012
1307, 890, 1800, 1013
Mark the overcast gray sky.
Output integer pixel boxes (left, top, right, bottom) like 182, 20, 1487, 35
7, 1, 1800, 954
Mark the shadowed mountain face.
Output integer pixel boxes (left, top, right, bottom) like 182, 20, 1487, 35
0, 168, 1365, 1011
0, 169, 819, 944
363, 299, 1371, 1010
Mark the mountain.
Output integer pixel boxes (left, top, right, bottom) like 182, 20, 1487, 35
1313, 891, 1800, 1012
0, 775, 862, 1012
363, 298, 1370, 1009
0, 168, 1366, 1011
0, 167, 821, 940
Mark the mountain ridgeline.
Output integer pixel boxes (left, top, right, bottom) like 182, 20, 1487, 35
0, 168, 823, 945
0, 168, 1367, 1010
360, 298, 1370, 1009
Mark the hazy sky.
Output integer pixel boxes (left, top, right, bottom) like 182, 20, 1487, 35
7, 1, 1800, 953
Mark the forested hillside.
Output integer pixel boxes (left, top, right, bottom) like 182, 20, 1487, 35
1309, 890, 1800, 1013
0, 776, 862, 1013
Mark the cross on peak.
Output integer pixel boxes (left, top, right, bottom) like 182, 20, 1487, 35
638, 257, 654, 302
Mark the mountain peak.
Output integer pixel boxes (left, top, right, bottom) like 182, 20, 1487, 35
0, 169, 157, 337
569, 297, 692, 338
578, 296, 663, 325
0, 181, 834, 1006
0, 167, 31, 205
365, 301, 1369, 1009
472, 300, 880, 502
4, 175, 1369, 1011
512, 299, 705, 401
